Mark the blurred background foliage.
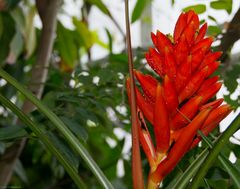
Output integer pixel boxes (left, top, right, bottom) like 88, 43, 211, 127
0, 0, 239, 188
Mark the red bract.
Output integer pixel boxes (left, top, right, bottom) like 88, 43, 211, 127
126, 10, 232, 188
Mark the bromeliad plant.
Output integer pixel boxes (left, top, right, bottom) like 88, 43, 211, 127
126, 10, 232, 188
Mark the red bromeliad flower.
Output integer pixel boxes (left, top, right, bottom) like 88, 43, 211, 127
126, 10, 232, 188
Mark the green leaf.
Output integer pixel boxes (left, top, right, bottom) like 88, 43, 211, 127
171, 148, 209, 189
46, 132, 79, 170
199, 131, 240, 189
6, 28, 23, 63
191, 114, 240, 189
183, 4, 206, 14
224, 64, 240, 93
208, 25, 222, 36
210, 0, 232, 14
56, 22, 78, 69
60, 117, 88, 142
0, 125, 28, 140
14, 159, 29, 185
131, 0, 150, 23
0, 68, 114, 189
85, 0, 110, 15
0, 12, 15, 63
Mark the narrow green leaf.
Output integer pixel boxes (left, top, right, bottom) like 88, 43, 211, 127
0, 124, 28, 140
14, 159, 29, 185
131, 0, 150, 23
198, 130, 240, 189
0, 68, 114, 189
171, 148, 209, 189
0, 93, 86, 188
210, 0, 232, 14
183, 4, 206, 14
191, 114, 240, 189
85, 0, 110, 15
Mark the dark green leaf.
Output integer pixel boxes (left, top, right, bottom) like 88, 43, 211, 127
210, 0, 232, 14
85, 0, 110, 15
60, 117, 88, 142
46, 132, 79, 171
183, 4, 206, 14
0, 12, 15, 63
224, 64, 240, 93
208, 25, 222, 36
131, 0, 150, 23
0, 125, 28, 140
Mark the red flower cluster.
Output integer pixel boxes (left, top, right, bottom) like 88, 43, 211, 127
126, 10, 232, 188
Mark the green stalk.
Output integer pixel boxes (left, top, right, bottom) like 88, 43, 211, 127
0, 68, 114, 189
191, 114, 240, 189
0, 94, 86, 188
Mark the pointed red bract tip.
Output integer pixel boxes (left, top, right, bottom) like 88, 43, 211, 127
154, 84, 170, 153
179, 66, 208, 103
197, 82, 222, 104
137, 110, 156, 167
163, 75, 179, 115
200, 98, 224, 110
171, 96, 202, 130
174, 13, 187, 42
134, 71, 157, 103
191, 37, 214, 54
195, 23, 207, 43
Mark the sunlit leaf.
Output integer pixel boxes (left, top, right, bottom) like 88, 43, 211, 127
131, 0, 151, 23
210, 0, 232, 14
85, 0, 110, 15
183, 4, 206, 14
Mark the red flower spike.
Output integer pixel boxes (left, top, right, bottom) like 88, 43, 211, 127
136, 88, 154, 125
174, 34, 189, 65
164, 50, 177, 81
200, 98, 224, 110
126, 78, 154, 125
163, 75, 179, 115
149, 108, 211, 185
137, 110, 156, 167
191, 50, 205, 73
154, 84, 170, 153
175, 55, 192, 92
174, 13, 187, 42
171, 96, 202, 130
179, 66, 208, 103
134, 70, 158, 103
146, 48, 165, 77
205, 61, 220, 78
183, 15, 199, 44
198, 76, 219, 94
199, 51, 222, 69
191, 105, 232, 148
125, 11, 232, 187
195, 23, 207, 43
197, 82, 222, 104
201, 104, 232, 130
155, 30, 173, 54
151, 32, 157, 47
186, 10, 195, 23
191, 37, 214, 54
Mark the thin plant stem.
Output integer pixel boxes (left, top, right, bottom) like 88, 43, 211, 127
124, 0, 144, 188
